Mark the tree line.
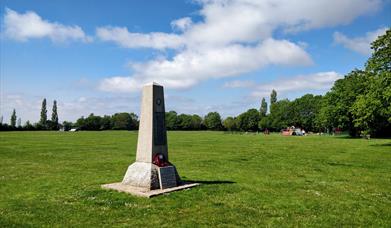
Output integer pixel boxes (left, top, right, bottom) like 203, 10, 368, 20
0, 99, 59, 131
1, 29, 390, 137
222, 30, 390, 137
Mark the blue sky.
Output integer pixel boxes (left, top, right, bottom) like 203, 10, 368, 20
1, 0, 390, 123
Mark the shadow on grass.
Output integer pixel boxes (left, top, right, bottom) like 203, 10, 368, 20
334, 136, 391, 140
371, 142, 391, 147
184, 180, 236, 185
326, 161, 353, 167
333, 136, 363, 139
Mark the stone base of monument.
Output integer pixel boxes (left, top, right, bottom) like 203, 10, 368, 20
101, 182, 199, 198
102, 162, 199, 197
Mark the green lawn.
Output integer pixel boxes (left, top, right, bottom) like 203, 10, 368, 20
0, 131, 390, 227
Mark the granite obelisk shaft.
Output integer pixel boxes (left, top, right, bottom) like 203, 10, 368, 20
136, 83, 168, 163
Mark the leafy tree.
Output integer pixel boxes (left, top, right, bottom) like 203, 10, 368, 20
290, 94, 323, 131
0, 123, 11, 131
237, 109, 260, 131
112, 112, 138, 130
129, 113, 139, 129
178, 114, 193, 130
223, 116, 237, 131
351, 81, 390, 136
165, 111, 179, 130
17, 118, 21, 128
258, 115, 272, 130
51, 100, 59, 130
351, 29, 391, 136
190, 114, 202, 130
40, 98, 47, 128
10, 109, 16, 128
204, 112, 222, 130
100, 115, 112, 130
366, 29, 391, 74
260, 97, 267, 117
83, 113, 102, 130
24, 120, 35, 130
75, 116, 86, 129
62, 121, 73, 131
269, 99, 292, 131
318, 70, 367, 136
270, 89, 277, 105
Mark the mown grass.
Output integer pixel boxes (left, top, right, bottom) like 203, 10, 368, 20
0, 131, 390, 227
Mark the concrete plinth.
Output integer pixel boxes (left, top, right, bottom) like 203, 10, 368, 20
102, 182, 199, 198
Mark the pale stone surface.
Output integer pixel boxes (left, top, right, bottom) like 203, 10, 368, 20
136, 83, 168, 163
102, 82, 198, 196
102, 182, 199, 198
122, 162, 160, 189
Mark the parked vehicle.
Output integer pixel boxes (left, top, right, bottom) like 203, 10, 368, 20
281, 126, 305, 136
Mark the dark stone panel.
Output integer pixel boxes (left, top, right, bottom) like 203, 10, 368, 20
154, 112, 166, 145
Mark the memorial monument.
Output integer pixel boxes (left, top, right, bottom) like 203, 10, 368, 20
102, 82, 198, 197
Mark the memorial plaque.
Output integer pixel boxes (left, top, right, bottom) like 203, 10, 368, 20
154, 112, 166, 145
158, 166, 177, 189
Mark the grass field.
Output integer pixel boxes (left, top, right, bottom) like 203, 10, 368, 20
0, 131, 390, 227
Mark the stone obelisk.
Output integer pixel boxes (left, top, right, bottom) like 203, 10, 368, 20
102, 82, 198, 197
122, 82, 179, 190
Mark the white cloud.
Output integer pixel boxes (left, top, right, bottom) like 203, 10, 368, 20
223, 80, 255, 88
0, 93, 43, 124
96, 0, 381, 93
250, 71, 343, 97
3, 8, 92, 43
96, 27, 184, 49
171, 17, 193, 31
99, 39, 312, 92
97, 0, 381, 48
333, 27, 388, 55
185, 0, 381, 46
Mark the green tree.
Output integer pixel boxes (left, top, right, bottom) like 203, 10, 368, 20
17, 118, 21, 128
165, 111, 179, 130
75, 116, 85, 130
178, 114, 193, 130
237, 109, 260, 131
10, 109, 16, 128
223, 117, 237, 131
318, 70, 367, 136
290, 94, 323, 131
51, 100, 59, 130
366, 29, 391, 74
204, 112, 222, 130
270, 89, 277, 105
269, 99, 292, 131
84, 113, 102, 130
351, 29, 391, 136
24, 120, 35, 130
40, 98, 47, 128
130, 113, 139, 129
100, 115, 112, 130
112, 112, 138, 130
260, 97, 267, 117
62, 121, 73, 131
190, 114, 202, 130
258, 115, 272, 130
